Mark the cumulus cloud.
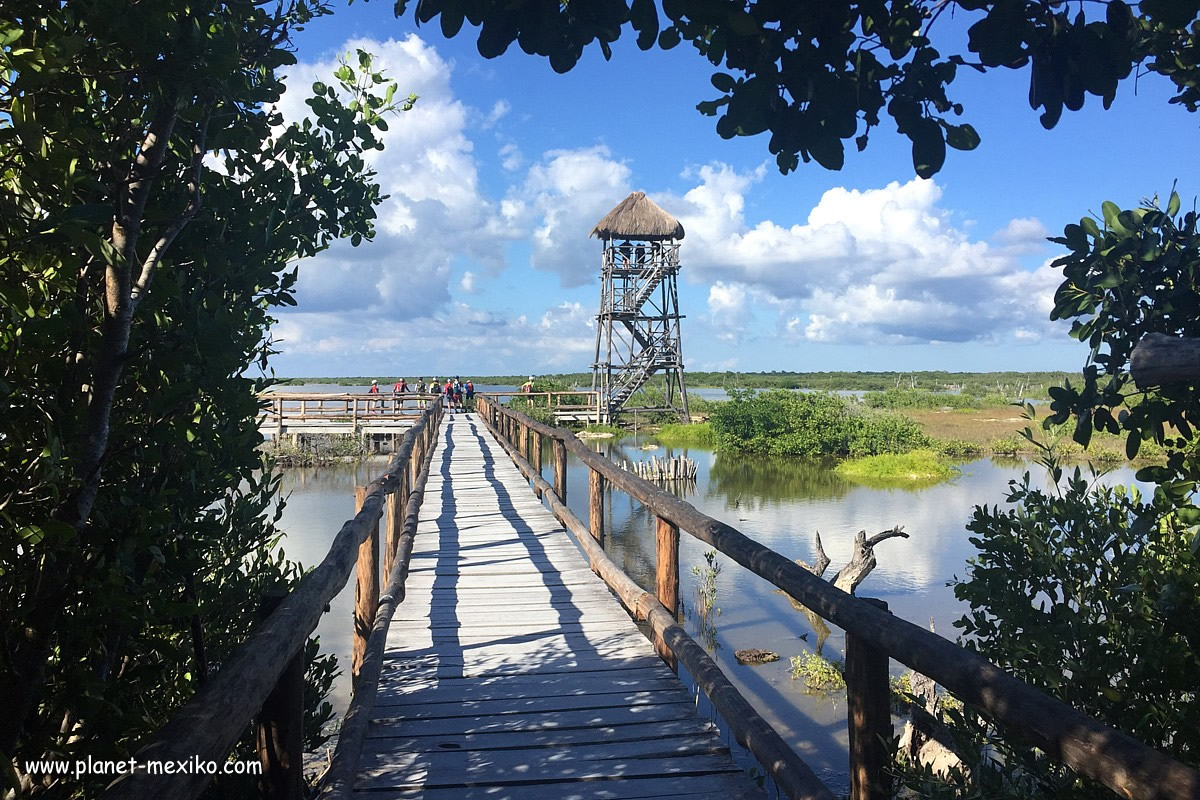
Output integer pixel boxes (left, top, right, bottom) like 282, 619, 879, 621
274, 35, 521, 323
460, 271, 476, 293
707, 282, 753, 343
498, 143, 524, 172
658, 171, 1064, 346
504, 146, 633, 287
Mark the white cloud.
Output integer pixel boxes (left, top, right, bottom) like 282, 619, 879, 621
275, 35, 521, 324
994, 216, 1049, 245
499, 143, 524, 172
659, 171, 1064, 346
460, 271, 476, 293
483, 99, 511, 128
707, 282, 753, 343
272, 298, 595, 375
506, 146, 633, 287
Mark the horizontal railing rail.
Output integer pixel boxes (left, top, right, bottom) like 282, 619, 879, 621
104, 397, 445, 800
477, 396, 1200, 800
478, 390, 603, 423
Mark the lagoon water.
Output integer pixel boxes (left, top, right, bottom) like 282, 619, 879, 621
274, 418, 1143, 790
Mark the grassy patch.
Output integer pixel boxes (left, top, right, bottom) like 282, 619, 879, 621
655, 422, 716, 447
579, 423, 625, 436
835, 449, 957, 484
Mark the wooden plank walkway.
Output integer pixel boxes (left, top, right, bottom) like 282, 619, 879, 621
354, 413, 765, 799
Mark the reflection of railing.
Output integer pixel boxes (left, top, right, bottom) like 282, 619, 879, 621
476, 396, 1199, 800
104, 398, 445, 800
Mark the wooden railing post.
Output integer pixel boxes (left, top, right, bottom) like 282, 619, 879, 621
655, 516, 680, 667
531, 432, 543, 498
588, 467, 604, 548
846, 598, 893, 800
256, 590, 303, 800
383, 492, 397, 579
352, 486, 380, 689
553, 438, 567, 502
518, 422, 528, 460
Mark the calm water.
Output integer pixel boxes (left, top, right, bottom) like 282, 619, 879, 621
274, 424, 1143, 790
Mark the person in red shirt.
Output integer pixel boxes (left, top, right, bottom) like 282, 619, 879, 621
368, 379, 382, 413
392, 378, 407, 413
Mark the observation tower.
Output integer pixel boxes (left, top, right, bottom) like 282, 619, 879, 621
589, 192, 690, 423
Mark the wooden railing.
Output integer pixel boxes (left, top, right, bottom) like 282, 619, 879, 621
476, 396, 1200, 800
259, 392, 438, 434
104, 397, 445, 800
478, 390, 602, 424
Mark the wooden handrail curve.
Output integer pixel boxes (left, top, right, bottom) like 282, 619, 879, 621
478, 396, 1200, 800
103, 397, 445, 800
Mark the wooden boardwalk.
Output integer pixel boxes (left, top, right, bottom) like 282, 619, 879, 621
354, 413, 764, 799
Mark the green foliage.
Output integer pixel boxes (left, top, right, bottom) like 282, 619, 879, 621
835, 449, 957, 484
935, 438, 984, 458
268, 434, 370, 466
690, 549, 722, 618
654, 422, 716, 447
0, 1, 408, 787
395, 0, 1200, 176
932, 194, 1200, 795
954, 471, 1200, 791
988, 435, 1028, 456
848, 409, 931, 457
865, 388, 1013, 409
710, 389, 928, 457
688, 549, 721, 651
789, 651, 846, 691
1046, 193, 1199, 515
580, 423, 626, 436
683, 392, 718, 413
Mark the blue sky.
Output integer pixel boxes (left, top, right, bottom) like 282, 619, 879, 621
268, 2, 1200, 378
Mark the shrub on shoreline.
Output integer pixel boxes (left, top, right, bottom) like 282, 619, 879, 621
710, 389, 928, 457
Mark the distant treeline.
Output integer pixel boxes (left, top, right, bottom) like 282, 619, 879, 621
278, 370, 1078, 398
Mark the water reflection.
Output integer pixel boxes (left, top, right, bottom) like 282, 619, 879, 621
708, 453, 852, 505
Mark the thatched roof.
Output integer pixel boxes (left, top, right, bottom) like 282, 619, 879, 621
590, 191, 685, 241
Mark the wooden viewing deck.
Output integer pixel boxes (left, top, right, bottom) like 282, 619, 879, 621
349, 413, 761, 798
258, 391, 603, 441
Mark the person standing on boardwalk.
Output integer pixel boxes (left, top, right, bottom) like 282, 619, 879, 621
368, 379, 383, 413
453, 377, 464, 412
444, 378, 455, 412
465, 379, 475, 411
392, 378, 407, 412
